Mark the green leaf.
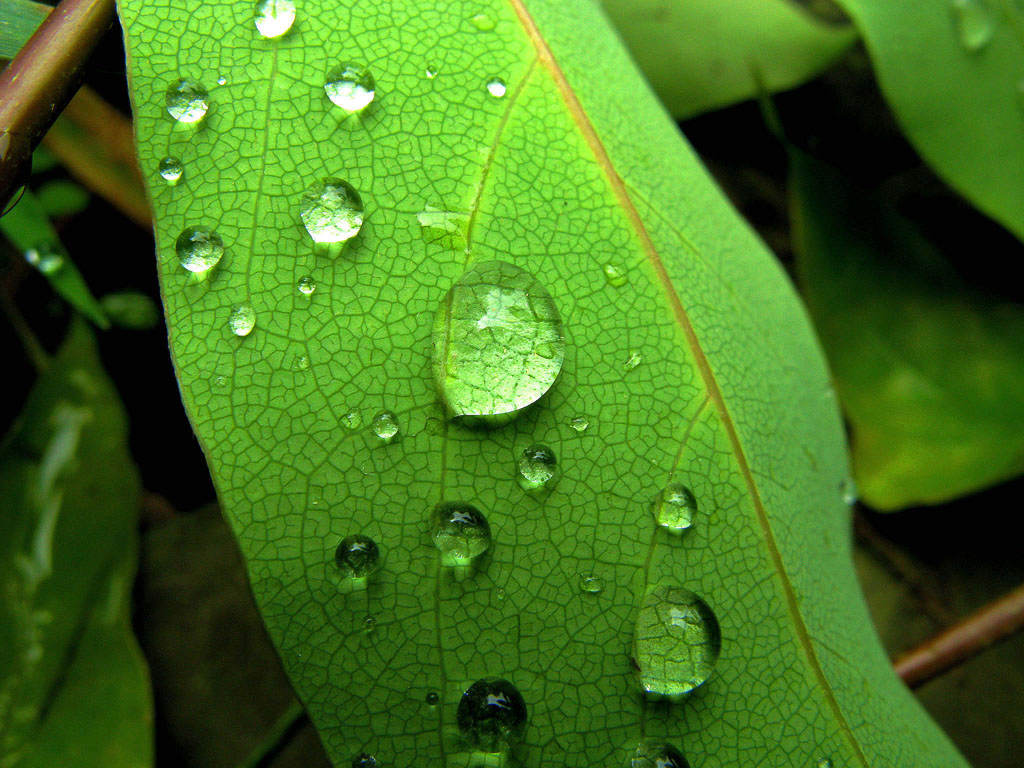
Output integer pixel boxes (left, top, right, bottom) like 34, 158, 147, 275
120, 0, 967, 764
35, 181, 90, 219
100, 292, 161, 330
0, 0, 49, 60
832, 0, 1024, 241
0, 320, 152, 767
601, 0, 857, 118
791, 149, 1024, 510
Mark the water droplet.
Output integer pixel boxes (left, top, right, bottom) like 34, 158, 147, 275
624, 350, 642, 372
456, 678, 526, 753
486, 77, 507, 98
24, 244, 63, 275
425, 64, 439, 79
603, 262, 627, 287
471, 12, 495, 30
324, 64, 376, 112
294, 354, 310, 371
652, 483, 698, 533
517, 444, 557, 491
165, 78, 209, 123
417, 206, 468, 248
425, 691, 440, 706
213, 375, 229, 389
362, 615, 377, 634
840, 477, 858, 506
579, 574, 603, 594
175, 226, 224, 273
229, 304, 256, 337
300, 178, 364, 244
432, 261, 564, 425
371, 410, 399, 443
430, 502, 491, 566
495, 587, 507, 601
352, 753, 377, 768
950, 0, 995, 52
334, 534, 382, 579
569, 415, 589, 433
255, 0, 295, 38
216, 75, 227, 86
631, 740, 691, 768
158, 156, 184, 185
634, 584, 721, 697
297, 276, 317, 295
342, 411, 362, 430
816, 760, 834, 768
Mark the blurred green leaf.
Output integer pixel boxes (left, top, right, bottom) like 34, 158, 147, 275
100, 292, 160, 330
0, 0, 49, 59
601, 0, 857, 118
29, 148, 59, 176
791, 150, 1024, 509
0, 188, 109, 329
35, 181, 90, 219
0, 320, 152, 767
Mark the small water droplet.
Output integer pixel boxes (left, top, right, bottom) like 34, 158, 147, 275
603, 262, 627, 287
417, 206, 468, 248
486, 77, 507, 98
341, 410, 362, 429
840, 477, 858, 506
213, 375, 229, 389
300, 178, 364, 244
229, 304, 256, 337
652, 483, 698, 533
816, 760, 834, 768
569, 415, 589, 433
216, 75, 227, 86
517, 444, 557, 491
430, 502, 491, 566
371, 410, 399, 443
324, 64, 376, 112
456, 678, 526, 753
631, 740, 691, 768
294, 354, 310, 371
624, 350, 642, 372
352, 753, 377, 768
297, 276, 317, 295
362, 615, 377, 634
425, 64, 439, 79
495, 587, 507, 601
579, 574, 603, 594
634, 584, 721, 697
471, 12, 495, 31
24, 244, 64, 275
165, 78, 209, 123
255, 0, 295, 38
425, 691, 440, 705
158, 156, 184, 185
175, 226, 224, 273
950, 0, 995, 52
334, 534, 382, 579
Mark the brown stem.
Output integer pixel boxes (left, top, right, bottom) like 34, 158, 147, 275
895, 582, 1024, 688
0, 0, 115, 211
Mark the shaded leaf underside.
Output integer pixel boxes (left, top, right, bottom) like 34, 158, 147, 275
120, 0, 967, 765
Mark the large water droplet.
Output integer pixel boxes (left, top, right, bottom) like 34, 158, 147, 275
175, 226, 224, 273
158, 156, 184, 185
652, 483, 698, 533
165, 79, 209, 123
371, 410, 399, 443
24, 244, 63, 275
951, 0, 995, 52
297, 276, 317, 295
456, 678, 526, 753
254, 0, 295, 38
631, 740, 691, 768
229, 304, 256, 337
334, 534, 382, 579
432, 260, 564, 425
634, 584, 721, 697
430, 502, 491, 566
325, 65, 376, 112
486, 77, 507, 98
517, 444, 557, 491
300, 178, 364, 244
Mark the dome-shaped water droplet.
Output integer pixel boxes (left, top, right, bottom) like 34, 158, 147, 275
362, 615, 377, 634
603, 262, 627, 287
569, 415, 589, 433
430, 502, 491, 566
432, 260, 564, 425
634, 584, 721, 697
325, 65, 376, 112
817, 760, 834, 768
300, 178, 364, 244
517, 444, 557, 491
158, 156, 184, 185
624, 350, 642, 372
631, 740, 691, 768
351, 752, 377, 768
652, 483, 698, 533
297, 275, 317, 295
254, 0, 295, 38
471, 12, 495, 31
840, 477, 857, 506
579, 574, 603, 594
456, 678, 526, 753
175, 226, 224, 273
371, 410, 399, 443
24, 244, 64, 275
951, 0, 995, 52
334, 534, 381, 579
341, 410, 362, 429
425, 691, 440, 706
486, 77, 507, 98
417, 206, 469, 249
425, 64, 439, 79
165, 79, 209, 123
294, 354, 310, 371
229, 304, 256, 337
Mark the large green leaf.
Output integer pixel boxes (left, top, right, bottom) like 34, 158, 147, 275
790, 150, 1024, 510
119, 0, 967, 764
832, 0, 1024, 242
601, 0, 857, 118
0, 320, 152, 767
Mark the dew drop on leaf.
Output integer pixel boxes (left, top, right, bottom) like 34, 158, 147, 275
652, 483, 698, 533
294, 354, 310, 371
517, 444, 557, 491
840, 477, 858, 506
456, 678, 527, 753
425, 691, 440, 706
254, 0, 295, 38
471, 12, 495, 31
229, 304, 256, 337
24, 244, 63, 275
300, 178, 364, 244
430, 502, 491, 566
603, 262, 627, 287
950, 0, 995, 52
158, 156, 184, 185
817, 760, 834, 768
334, 534, 381, 579
631, 740, 691, 768
175, 226, 224, 273
324, 65, 376, 112
424, 64, 439, 79
165, 78, 209, 123
371, 410, 399, 443
362, 615, 377, 634
351, 752, 377, 768
486, 77, 507, 98
569, 415, 590, 433
417, 206, 469, 249
578, 574, 603, 594
432, 260, 564, 425
297, 275, 316, 295
624, 350, 642, 372
341, 410, 362, 430
634, 584, 721, 697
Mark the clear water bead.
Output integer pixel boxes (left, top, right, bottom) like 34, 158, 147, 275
300, 178, 364, 244
631, 740, 691, 768
24, 244, 63, 275
579, 574, 603, 594
471, 12, 495, 31
229, 304, 256, 337
624, 350, 642, 372
297, 276, 316, 295
351, 753, 377, 768
175, 226, 224, 273
158, 156, 184, 185
603, 263, 627, 287
325, 65, 376, 112
430, 502, 491, 566
371, 410, 399, 443
254, 0, 295, 38
456, 678, 527, 753
652, 483, 698, 533
569, 415, 589, 433
165, 79, 209, 123
486, 77, 507, 98
334, 534, 381, 579
517, 444, 557, 491
950, 0, 995, 52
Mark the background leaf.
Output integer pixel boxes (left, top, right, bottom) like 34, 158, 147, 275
120, 0, 967, 765
0, 0, 48, 59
